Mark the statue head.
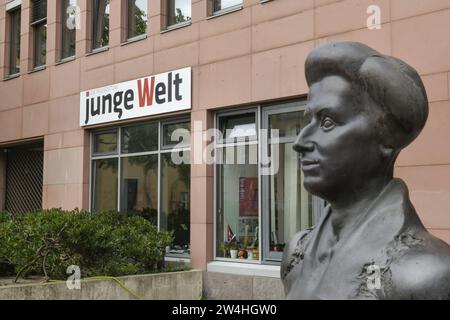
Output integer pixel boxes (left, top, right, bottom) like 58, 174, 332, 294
293, 41, 429, 201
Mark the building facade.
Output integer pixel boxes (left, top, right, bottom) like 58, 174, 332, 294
1, 0, 450, 299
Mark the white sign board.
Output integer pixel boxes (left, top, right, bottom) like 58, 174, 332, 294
80, 67, 191, 127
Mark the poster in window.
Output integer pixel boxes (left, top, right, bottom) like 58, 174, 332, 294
239, 177, 258, 216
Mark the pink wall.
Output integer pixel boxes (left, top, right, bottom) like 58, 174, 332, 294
0, 0, 450, 269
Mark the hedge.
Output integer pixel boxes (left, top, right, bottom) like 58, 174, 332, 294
0, 209, 175, 281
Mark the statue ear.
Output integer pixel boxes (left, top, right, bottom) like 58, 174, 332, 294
379, 144, 395, 158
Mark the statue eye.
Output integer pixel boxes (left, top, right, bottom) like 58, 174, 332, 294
321, 117, 336, 130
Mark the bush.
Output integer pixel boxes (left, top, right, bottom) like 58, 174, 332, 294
0, 209, 174, 280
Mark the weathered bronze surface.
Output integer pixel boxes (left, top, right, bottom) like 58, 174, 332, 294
281, 41, 450, 300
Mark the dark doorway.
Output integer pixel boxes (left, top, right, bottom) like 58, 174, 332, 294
4, 141, 44, 214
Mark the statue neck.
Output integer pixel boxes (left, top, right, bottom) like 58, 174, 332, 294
327, 174, 393, 239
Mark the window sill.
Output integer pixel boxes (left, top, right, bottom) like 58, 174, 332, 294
86, 46, 109, 56
207, 5, 243, 20
121, 34, 147, 46
56, 56, 75, 66
207, 261, 281, 278
28, 65, 46, 74
3, 73, 20, 81
161, 21, 192, 34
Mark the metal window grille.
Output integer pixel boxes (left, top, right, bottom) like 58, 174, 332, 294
4, 143, 43, 215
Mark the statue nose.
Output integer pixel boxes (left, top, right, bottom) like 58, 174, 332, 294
293, 137, 314, 154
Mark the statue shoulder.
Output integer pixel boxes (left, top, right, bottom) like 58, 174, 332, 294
390, 245, 450, 299
280, 227, 315, 281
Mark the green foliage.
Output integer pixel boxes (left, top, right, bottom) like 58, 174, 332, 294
0, 209, 174, 280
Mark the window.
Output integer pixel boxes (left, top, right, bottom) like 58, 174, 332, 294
212, 0, 242, 14
167, 0, 191, 28
215, 102, 322, 264
126, 0, 148, 40
262, 106, 314, 261
7, 7, 21, 76
60, 0, 76, 60
31, 0, 47, 68
91, 0, 110, 50
91, 119, 191, 257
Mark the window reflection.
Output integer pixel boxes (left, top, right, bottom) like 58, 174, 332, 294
167, 0, 191, 27
120, 155, 158, 225
161, 151, 191, 257
61, 0, 76, 59
92, 0, 110, 49
213, 0, 242, 13
216, 145, 259, 260
121, 123, 158, 153
94, 132, 117, 154
127, 0, 147, 39
92, 158, 118, 212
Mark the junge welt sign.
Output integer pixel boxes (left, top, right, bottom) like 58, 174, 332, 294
80, 67, 191, 127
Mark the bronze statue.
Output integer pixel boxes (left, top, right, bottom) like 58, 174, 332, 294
281, 41, 450, 300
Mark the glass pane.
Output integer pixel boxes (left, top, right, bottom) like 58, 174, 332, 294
127, 0, 147, 39
94, 132, 117, 154
213, 0, 242, 12
121, 123, 158, 153
269, 110, 306, 139
163, 121, 191, 147
120, 155, 158, 225
61, 0, 76, 59
92, 158, 118, 212
8, 9, 21, 75
34, 23, 46, 68
219, 112, 256, 142
161, 151, 191, 257
92, 0, 110, 49
216, 145, 259, 260
268, 142, 313, 256
167, 0, 191, 27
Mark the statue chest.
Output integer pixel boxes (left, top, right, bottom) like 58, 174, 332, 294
284, 236, 393, 299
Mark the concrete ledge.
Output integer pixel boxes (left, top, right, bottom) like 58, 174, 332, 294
207, 261, 281, 278
203, 272, 285, 300
0, 270, 203, 300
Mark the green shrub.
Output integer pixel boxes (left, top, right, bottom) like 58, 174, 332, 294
0, 209, 173, 280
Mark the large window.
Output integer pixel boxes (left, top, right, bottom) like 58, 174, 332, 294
91, 119, 191, 257
7, 6, 21, 76
126, 0, 148, 40
91, 0, 110, 50
167, 0, 191, 28
212, 0, 242, 15
60, 0, 76, 60
31, 0, 47, 68
215, 102, 322, 263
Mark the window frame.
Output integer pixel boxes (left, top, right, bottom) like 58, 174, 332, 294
89, 118, 191, 258
125, 0, 148, 41
214, 107, 261, 264
165, 0, 192, 30
91, 0, 110, 51
210, 0, 243, 17
261, 101, 316, 263
6, 5, 21, 77
59, 0, 76, 61
213, 102, 326, 265
31, 0, 47, 69
160, 118, 191, 150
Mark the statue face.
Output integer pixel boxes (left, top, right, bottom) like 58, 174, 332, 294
294, 75, 385, 200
